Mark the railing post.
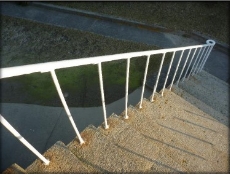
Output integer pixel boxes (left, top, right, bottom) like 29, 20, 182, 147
150, 53, 165, 102
198, 40, 216, 72
124, 58, 130, 119
198, 46, 211, 72
50, 70, 85, 144
192, 47, 206, 75
176, 49, 192, 86
161, 51, 175, 96
182, 48, 197, 82
98, 63, 109, 129
169, 50, 184, 91
196, 46, 210, 73
0, 115, 50, 165
139, 55, 150, 108
187, 47, 202, 79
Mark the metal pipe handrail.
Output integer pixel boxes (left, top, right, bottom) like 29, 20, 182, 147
139, 55, 150, 108
161, 51, 176, 96
187, 47, 203, 79
181, 48, 197, 82
1, 39, 215, 166
0, 115, 50, 165
98, 63, 109, 129
50, 70, 85, 144
124, 58, 130, 119
169, 50, 185, 90
151, 53, 166, 102
176, 49, 192, 86
0, 43, 212, 79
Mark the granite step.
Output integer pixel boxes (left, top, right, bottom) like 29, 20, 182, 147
26, 141, 96, 173
171, 84, 228, 126
2, 163, 26, 174
124, 89, 228, 173
67, 113, 186, 173
178, 71, 229, 117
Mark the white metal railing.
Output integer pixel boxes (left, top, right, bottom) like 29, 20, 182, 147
0, 115, 50, 165
0, 39, 215, 165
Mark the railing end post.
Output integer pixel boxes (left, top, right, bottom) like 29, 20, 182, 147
206, 39, 216, 45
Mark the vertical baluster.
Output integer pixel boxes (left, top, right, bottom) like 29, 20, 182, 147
176, 49, 192, 86
169, 50, 184, 91
197, 46, 210, 73
0, 115, 50, 165
199, 40, 216, 72
124, 58, 130, 119
198, 46, 211, 72
150, 53, 166, 102
187, 47, 202, 79
139, 55, 150, 109
161, 51, 175, 96
193, 47, 206, 75
98, 63, 109, 129
182, 48, 197, 82
50, 70, 85, 144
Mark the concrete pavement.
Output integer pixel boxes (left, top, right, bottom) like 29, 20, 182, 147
0, 1, 229, 172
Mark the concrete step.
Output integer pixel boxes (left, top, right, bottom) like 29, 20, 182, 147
125, 89, 228, 173
178, 71, 229, 117
2, 163, 26, 174
67, 114, 188, 173
192, 70, 229, 89
171, 85, 228, 126
97, 114, 187, 173
26, 141, 96, 173
6, 71, 228, 173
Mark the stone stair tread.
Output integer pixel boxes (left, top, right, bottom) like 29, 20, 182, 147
179, 75, 229, 109
26, 141, 96, 173
178, 71, 229, 117
195, 70, 229, 88
68, 116, 181, 173
98, 114, 187, 172
182, 73, 228, 101
125, 90, 228, 173
2, 163, 26, 174
171, 85, 228, 127
4, 70, 229, 173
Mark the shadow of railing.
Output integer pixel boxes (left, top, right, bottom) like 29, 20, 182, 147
158, 123, 213, 146
141, 133, 206, 160
115, 144, 182, 173
174, 117, 217, 133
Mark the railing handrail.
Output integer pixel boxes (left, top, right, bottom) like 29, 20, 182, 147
0, 42, 213, 79
1, 39, 215, 166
